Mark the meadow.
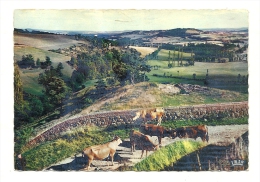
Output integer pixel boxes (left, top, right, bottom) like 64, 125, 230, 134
147, 60, 248, 93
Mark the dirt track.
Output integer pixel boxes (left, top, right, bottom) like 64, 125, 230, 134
45, 124, 248, 172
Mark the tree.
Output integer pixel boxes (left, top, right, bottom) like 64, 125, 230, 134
38, 64, 69, 108
36, 58, 41, 67
56, 62, 64, 77
28, 96, 43, 117
95, 78, 107, 94
14, 62, 27, 128
18, 54, 35, 68
14, 63, 23, 105
40, 56, 52, 69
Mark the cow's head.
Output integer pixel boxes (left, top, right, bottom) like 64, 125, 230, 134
154, 107, 165, 113
154, 144, 160, 151
113, 135, 123, 145
168, 128, 177, 139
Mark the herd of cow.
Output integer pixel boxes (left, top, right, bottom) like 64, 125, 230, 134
81, 108, 209, 170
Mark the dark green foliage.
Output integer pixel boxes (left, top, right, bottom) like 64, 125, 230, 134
18, 54, 35, 68
14, 127, 33, 155
40, 56, 52, 69
95, 78, 107, 94
157, 28, 201, 37
38, 58, 69, 107
28, 95, 43, 117
36, 58, 41, 67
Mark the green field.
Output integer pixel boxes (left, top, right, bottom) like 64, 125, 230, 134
147, 60, 248, 93
158, 49, 193, 60
15, 45, 74, 95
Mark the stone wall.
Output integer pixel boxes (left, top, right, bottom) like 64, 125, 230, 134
25, 102, 248, 149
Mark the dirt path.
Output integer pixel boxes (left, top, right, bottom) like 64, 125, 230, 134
45, 124, 248, 171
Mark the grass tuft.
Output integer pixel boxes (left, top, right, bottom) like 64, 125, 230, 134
133, 140, 206, 171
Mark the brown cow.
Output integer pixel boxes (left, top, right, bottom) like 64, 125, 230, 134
175, 125, 209, 142
132, 107, 165, 126
129, 130, 159, 158
139, 124, 176, 146
82, 136, 122, 170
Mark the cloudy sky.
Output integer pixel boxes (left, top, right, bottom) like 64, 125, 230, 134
14, 9, 248, 32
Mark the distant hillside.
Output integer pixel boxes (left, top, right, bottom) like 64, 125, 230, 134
157, 28, 203, 37
14, 31, 87, 51
201, 27, 248, 32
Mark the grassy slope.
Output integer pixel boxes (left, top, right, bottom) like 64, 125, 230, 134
14, 45, 74, 95
100, 82, 247, 111
22, 125, 136, 171
14, 33, 87, 51
133, 140, 206, 171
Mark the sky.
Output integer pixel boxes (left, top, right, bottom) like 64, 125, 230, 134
14, 9, 249, 32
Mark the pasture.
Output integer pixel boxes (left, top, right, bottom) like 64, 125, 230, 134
147, 60, 248, 93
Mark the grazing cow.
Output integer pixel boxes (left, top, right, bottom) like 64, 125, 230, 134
175, 125, 209, 142
139, 124, 176, 146
82, 136, 122, 170
132, 107, 165, 126
129, 130, 159, 158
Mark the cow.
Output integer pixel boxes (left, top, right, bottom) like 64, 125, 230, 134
129, 130, 159, 158
175, 125, 209, 142
82, 136, 122, 170
139, 124, 176, 146
132, 107, 165, 126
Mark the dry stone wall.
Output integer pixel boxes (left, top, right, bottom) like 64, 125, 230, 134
25, 102, 248, 149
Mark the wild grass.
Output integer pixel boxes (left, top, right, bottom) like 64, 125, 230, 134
133, 140, 206, 171
100, 82, 247, 111
21, 125, 138, 171
160, 116, 248, 129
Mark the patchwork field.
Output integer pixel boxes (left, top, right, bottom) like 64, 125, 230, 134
129, 46, 157, 58
157, 49, 193, 60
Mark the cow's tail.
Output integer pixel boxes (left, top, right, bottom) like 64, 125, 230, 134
205, 125, 209, 142
81, 151, 85, 158
132, 111, 140, 121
